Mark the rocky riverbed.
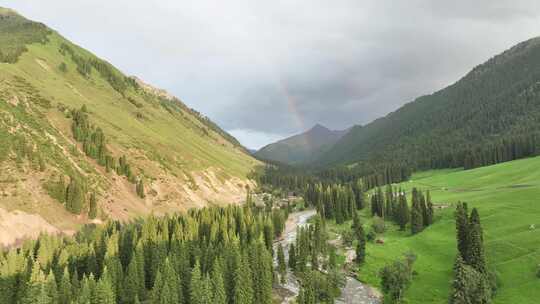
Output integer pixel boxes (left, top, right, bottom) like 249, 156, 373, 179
273, 210, 381, 304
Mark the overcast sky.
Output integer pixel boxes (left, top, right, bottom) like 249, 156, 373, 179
4, 1, 540, 149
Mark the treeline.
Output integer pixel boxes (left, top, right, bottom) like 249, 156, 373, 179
449, 203, 496, 304
0, 205, 288, 304
317, 37, 540, 174
45, 105, 146, 215
71, 106, 145, 198
370, 186, 434, 234
304, 182, 363, 224
253, 163, 411, 198
59, 43, 138, 94
0, 13, 51, 63
462, 135, 539, 170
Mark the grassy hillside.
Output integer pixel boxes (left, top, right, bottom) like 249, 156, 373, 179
0, 8, 259, 242
255, 124, 348, 165
328, 156, 540, 303
317, 36, 540, 173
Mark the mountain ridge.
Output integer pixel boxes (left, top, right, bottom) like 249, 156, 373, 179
312, 35, 540, 173
255, 123, 349, 164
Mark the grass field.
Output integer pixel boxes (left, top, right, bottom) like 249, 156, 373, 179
327, 156, 540, 303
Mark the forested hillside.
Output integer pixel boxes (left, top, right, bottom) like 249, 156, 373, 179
316, 36, 540, 172
0, 7, 259, 245
0, 205, 287, 304
255, 124, 348, 165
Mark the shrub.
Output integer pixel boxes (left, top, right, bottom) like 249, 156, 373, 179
371, 216, 386, 234
58, 62, 67, 72
380, 254, 416, 303
367, 230, 376, 242
537, 265, 540, 278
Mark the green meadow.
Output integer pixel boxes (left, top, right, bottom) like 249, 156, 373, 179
327, 156, 540, 303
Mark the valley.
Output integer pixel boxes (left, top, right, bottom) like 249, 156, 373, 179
1, 4, 540, 304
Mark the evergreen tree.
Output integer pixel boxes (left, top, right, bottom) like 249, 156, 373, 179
93, 270, 115, 304
190, 262, 205, 304
78, 275, 93, 304
410, 188, 423, 234
211, 260, 226, 304
396, 190, 409, 231
65, 176, 84, 214
426, 190, 434, 226
449, 255, 470, 304
44, 272, 58, 304
277, 244, 287, 284
21, 260, 47, 304
234, 254, 254, 304
89, 192, 98, 219
288, 244, 297, 272
355, 224, 366, 265
455, 202, 470, 262
58, 267, 72, 304
124, 256, 142, 304
136, 178, 145, 198
420, 192, 429, 227
151, 258, 179, 304
298, 270, 316, 304
468, 208, 487, 274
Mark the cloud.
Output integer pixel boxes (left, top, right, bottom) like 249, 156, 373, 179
5, 0, 540, 149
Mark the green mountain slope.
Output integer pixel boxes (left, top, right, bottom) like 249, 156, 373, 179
350, 156, 540, 303
255, 124, 349, 164
0, 8, 259, 243
316, 36, 540, 171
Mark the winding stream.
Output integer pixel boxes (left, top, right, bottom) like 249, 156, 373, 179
274, 210, 381, 304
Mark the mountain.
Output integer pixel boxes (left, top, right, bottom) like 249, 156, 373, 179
0, 8, 259, 244
315, 36, 540, 172
255, 124, 349, 164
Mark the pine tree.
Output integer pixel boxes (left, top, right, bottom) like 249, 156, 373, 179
426, 190, 434, 225
277, 244, 287, 284
234, 254, 254, 304
58, 267, 72, 304
93, 271, 116, 304
449, 255, 470, 304
455, 202, 470, 262
89, 192, 98, 219
152, 258, 179, 304
190, 261, 205, 304
468, 208, 487, 275
255, 243, 273, 304
410, 188, 423, 234
288, 244, 297, 271
200, 276, 213, 304
21, 260, 47, 304
299, 270, 316, 304
211, 260, 226, 304
65, 176, 84, 214
124, 256, 142, 304
355, 224, 366, 265
136, 178, 145, 198
420, 192, 429, 227
396, 190, 409, 231
78, 275, 93, 304
44, 272, 58, 304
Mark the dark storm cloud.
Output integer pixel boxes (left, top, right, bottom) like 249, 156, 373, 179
4, 1, 540, 148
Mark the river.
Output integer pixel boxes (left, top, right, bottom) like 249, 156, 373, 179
273, 210, 381, 304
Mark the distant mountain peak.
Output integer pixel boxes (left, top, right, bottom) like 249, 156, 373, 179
255, 123, 350, 164
310, 123, 329, 131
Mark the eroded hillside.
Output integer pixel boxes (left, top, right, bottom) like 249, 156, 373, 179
0, 8, 259, 245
